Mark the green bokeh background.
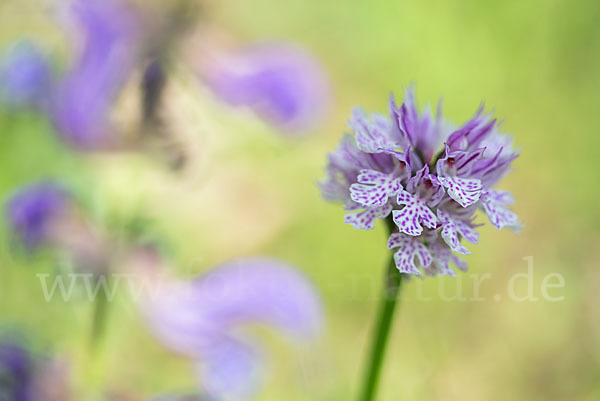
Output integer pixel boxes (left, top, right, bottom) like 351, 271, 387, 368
1, 0, 599, 400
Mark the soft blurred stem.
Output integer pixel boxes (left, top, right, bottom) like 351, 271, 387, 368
358, 219, 402, 401
84, 274, 111, 391
90, 275, 110, 351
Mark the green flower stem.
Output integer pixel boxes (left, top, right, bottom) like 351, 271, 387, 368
90, 274, 110, 350
84, 274, 111, 390
358, 221, 403, 401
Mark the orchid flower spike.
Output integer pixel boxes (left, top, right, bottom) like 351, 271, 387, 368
321, 86, 521, 276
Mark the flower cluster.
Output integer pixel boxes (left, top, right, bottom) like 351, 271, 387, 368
321, 87, 521, 276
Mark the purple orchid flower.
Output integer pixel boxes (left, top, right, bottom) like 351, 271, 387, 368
5, 181, 70, 250
321, 86, 521, 276
0, 40, 53, 109
50, 0, 142, 149
201, 44, 330, 134
129, 251, 322, 401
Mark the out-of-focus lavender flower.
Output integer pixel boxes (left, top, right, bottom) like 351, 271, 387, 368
200, 44, 330, 134
320, 86, 521, 276
5, 181, 70, 250
129, 251, 322, 401
0, 339, 70, 401
51, 0, 142, 149
0, 41, 53, 109
5, 181, 109, 271
0, 341, 32, 401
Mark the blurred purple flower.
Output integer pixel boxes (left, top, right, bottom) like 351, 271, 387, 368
0, 341, 33, 401
4, 180, 110, 272
5, 181, 70, 250
202, 44, 330, 134
0, 340, 70, 401
133, 254, 322, 401
51, 0, 141, 149
0, 41, 53, 109
321, 86, 521, 276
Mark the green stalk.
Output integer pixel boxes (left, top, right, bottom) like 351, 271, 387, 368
84, 274, 111, 391
358, 220, 403, 401
90, 274, 110, 351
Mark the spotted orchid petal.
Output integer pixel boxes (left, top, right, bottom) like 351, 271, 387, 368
437, 209, 479, 254
344, 204, 393, 230
480, 190, 522, 232
440, 222, 470, 255
387, 233, 432, 275
350, 169, 402, 207
393, 189, 438, 236
438, 176, 482, 208
425, 240, 468, 276
320, 135, 388, 204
